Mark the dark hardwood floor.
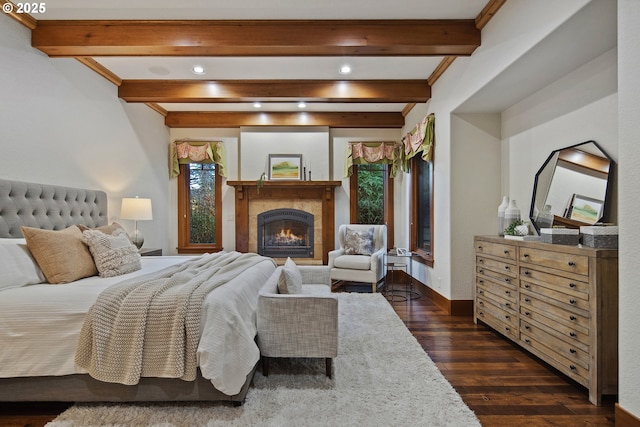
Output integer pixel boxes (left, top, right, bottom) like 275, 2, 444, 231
0, 284, 616, 427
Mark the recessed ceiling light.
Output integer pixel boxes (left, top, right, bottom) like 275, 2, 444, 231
192, 65, 206, 75
253, 102, 262, 108
298, 102, 307, 109
339, 64, 352, 75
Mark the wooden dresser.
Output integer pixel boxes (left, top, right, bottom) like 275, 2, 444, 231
473, 235, 618, 405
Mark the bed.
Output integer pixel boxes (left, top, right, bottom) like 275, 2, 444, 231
0, 179, 276, 405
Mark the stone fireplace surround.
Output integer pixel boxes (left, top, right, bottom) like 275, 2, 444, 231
227, 181, 341, 264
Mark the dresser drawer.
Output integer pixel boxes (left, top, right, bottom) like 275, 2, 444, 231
477, 278, 516, 305
519, 247, 589, 276
521, 281, 589, 312
520, 267, 589, 298
520, 293, 589, 347
521, 319, 589, 369
477, 266, 517, 288
520, 333, 589, 387
477, 256, 517, 278
521, 315, 589, 354
475, 240, 516, 261
520, 303, 589, 337
477, 302, 518, 341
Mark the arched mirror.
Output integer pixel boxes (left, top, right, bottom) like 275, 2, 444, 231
530, 140, 614, 234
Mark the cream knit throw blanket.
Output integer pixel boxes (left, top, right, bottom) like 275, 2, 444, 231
75, 251, 273, 385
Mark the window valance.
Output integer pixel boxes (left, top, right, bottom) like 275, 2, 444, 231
401, 113, 434, 172
169, 141, 227, 178
343, 141, 402, 178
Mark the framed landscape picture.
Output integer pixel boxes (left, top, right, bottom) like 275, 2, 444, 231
268, 154, 302, 180
568, 194, 603, 224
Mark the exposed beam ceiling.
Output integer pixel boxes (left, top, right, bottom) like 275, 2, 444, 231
118, 80, 431, 104
2, 0, 508, 128
32, 19, 480, 57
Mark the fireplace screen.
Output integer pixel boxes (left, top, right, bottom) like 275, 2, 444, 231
257, 209, 314, 258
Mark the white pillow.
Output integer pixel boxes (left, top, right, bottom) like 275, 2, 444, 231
82, 229, 142, 278
0, 241, 46, 290
277, 257, 302, 294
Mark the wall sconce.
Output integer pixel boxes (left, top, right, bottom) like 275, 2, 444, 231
120, 197, 153, 249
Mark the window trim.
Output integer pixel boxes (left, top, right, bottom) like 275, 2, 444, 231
349, 163, 394, 246
410, 156, 434, 267
177, 163, 223, 254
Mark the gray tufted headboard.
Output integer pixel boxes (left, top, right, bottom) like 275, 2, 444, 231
0, 179, 108, 238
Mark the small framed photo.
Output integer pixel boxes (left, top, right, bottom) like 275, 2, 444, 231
568, 194, 604, 224
268, 154, 302, 180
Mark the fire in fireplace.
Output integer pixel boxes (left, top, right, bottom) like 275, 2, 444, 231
257, 208, 314, 258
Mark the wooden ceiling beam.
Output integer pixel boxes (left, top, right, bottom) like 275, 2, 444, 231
119, 79, 430, 103
32, 19, 480, 57
165, 111, 404, 128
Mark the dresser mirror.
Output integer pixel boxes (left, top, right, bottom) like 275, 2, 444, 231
529, 140, 614, 233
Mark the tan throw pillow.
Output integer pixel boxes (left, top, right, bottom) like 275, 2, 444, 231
82, 229, 142, 278
21, 225, 98, 284
344, 227, 375, 255
277, 257, 302, 294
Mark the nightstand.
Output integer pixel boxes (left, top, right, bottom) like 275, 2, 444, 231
139, 248, 162, 256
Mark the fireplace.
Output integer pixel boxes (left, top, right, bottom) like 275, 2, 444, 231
258, 208, 314, 258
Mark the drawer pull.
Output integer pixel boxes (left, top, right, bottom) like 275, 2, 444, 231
505, 278, 511, 283
524, 325, 530, 330
479, 280, 484, 284
479, 269, 484, 274
524, 284, 531, 289
570, 365, 577, 371
524, 270, 531, 276
524, 311, 530, 316
569, 299, 576, 305
569, 283, 576, 288
478, 290, 484, 294
570, 348, 577, 354
568, 261, 576, 267
478, 246, 483, 250
504, 250, 509, 255
478, 259, 484, 263
505, 327, 510, 332
478, 301, 484, 306
524, 298, 531, 303
523, 253, 530, 258
505, 290, 510, 295
570, 315, 577, 321
504, 266, 510, 270
505, 302, 511, 308
569, 332, 577, 338
524, 338, 531, 344
505, 315, 510, 320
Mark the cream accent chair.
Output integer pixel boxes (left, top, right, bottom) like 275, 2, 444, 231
328, 224, 387, 293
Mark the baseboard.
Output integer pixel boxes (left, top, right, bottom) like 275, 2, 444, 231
616, 403, 640, 427
405, 273, 473, 316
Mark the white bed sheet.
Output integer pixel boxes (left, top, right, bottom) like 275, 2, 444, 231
0, 255, 275, 395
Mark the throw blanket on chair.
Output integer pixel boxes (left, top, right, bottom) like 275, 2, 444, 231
76, 251, 272, 385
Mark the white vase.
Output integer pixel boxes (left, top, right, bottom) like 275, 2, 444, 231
504, 199, 521, 231
497, 196, 510, 236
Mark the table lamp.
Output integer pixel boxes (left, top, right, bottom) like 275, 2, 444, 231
120, 197, 153, 249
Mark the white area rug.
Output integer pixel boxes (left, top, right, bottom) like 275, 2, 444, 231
47, 293, 479, 427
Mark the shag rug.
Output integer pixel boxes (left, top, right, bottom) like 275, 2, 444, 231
47, 293, 479, 427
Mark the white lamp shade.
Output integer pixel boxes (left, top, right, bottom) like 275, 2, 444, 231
120, 197, 153, 220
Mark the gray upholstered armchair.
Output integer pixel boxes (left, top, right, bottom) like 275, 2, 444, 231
328, 224, 387, 293
257, 264, 338, 378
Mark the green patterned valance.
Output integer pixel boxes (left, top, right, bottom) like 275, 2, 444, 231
169, 140, 227, 178
401, 113, 434, 172
343, 141, 402, 178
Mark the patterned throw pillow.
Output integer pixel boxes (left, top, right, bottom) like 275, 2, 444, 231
277, 257, 302, 294
82, 229, 141, 278
344, 227, 375, 255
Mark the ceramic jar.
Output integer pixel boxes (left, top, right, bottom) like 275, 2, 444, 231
497, 196, 510, 236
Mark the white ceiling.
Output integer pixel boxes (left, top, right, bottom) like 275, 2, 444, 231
32, 0, 489, 114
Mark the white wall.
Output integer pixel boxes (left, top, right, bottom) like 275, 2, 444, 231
0, 13, 171, 253
617, 0, 640, 420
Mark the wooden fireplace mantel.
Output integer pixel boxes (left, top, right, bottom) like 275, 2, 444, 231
227, 180, 342, 264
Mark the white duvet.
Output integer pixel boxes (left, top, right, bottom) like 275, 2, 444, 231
0, 255, 276, 395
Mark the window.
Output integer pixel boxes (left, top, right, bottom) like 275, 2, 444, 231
410, 156, 434, 266
177, 162, 222, 254
350, 164, 393, 243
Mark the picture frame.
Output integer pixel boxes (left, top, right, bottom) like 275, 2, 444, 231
268, 154, 303, 180
568, 194, 604, 224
